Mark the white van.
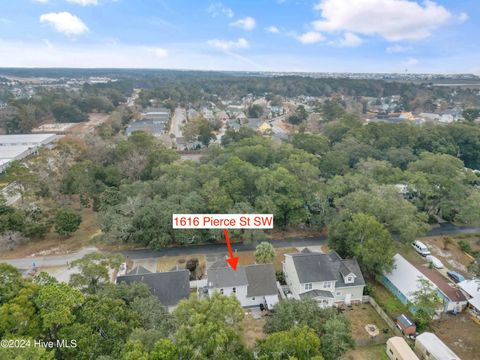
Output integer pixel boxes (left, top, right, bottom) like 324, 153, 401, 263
425, 255, 444, 269
412, 240, 430, 257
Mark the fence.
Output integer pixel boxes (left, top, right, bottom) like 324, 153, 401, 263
364, 295, 403, 337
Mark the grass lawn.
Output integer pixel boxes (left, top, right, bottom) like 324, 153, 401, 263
370, 280, 411, 319
237, 247, 297, 271
156, 254, 206, 276
344, 344, 389, 360
343, 304, 394, 341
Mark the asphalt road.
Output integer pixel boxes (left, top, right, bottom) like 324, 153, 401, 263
2, 223, 479, 267
118, 222, 480, 260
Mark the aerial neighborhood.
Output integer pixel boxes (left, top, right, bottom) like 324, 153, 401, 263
0, 67, 480, 359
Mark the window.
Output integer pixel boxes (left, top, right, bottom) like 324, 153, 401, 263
389, 348, 393, 355
323, 281, 331, 289
304, 283, 312, 290
252, 297, 255, 300
233, 287, 236, 293
336, 291, 341, 296
346, 276, 353, 283
220, 288, 224, 294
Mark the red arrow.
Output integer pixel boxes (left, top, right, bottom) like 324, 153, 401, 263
223, 229, 239, 271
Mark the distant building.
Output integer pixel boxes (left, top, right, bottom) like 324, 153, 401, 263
0, 133, 58, 173
458, 279, 480, 322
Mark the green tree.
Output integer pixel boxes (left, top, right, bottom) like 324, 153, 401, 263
329, 213, 395, 277
150, 339, 178, 360
462, 108, 480, 122
69, 252, 124, 294
411, 278, 441, 330
54, 208, 82, 237
257, 326, 323, 360
34, 282, 85, 340
173, 294, 250, 359
320, 316, 354, 360
455, 191, 480, 225
254, 242, 275, 263
248, 104, 263, 118
0, 263, 24, 305
264, 299, 336, 336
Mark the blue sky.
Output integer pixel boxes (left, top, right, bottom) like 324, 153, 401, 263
0, 0, 478, 73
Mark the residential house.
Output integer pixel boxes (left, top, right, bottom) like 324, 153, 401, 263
415, 264, 467, 313
283, 249, 365, 307
458, 279, 480, 323
116, 267, 190, 312
207, 262, 279, 309
415, 332, 460, 360
383, 254, 466, 313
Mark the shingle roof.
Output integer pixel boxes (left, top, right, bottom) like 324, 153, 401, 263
117, 269, 190, 307
299, 289, 334, 299
288, 251, 364, 287
127, 266, 152, 275
207, 264, 248, 288
244, 264, 278, 297
415, 265, 467, 302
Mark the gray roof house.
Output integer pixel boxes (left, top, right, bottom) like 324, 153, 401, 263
117, 267, 190, 311
283, 249, 365, 307
207, 262, 279, 309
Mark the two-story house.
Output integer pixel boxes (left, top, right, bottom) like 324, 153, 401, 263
283, 249, 365, 307
207, 261, 279, 310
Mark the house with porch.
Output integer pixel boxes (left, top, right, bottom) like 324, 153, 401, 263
283, 249, 365, 307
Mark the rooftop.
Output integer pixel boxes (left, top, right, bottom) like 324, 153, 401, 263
415, 265, 467, 302
117, 269, 190, 307
416, 332, 460, 360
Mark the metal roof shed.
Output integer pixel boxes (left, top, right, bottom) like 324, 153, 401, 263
415, 332, 460, 360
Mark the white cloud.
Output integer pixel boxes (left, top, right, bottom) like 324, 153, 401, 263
33, 0, 49, 3
386, 44, 412, 53
338, 32, 362, 47
207, 38, 249, 50
404, 57, 419, 66
312, 0, 453, 41
40, 12, 89, 36
230, 17, 256, 31
207, 2, 234, 18
458, 12, 469, 23
266, 26, 280, 34
66, 0, 98, 5
150, 47, 168, 58
297, 31, 325, 44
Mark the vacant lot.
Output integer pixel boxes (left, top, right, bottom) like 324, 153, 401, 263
432, 313, 480, 360
343, 304, 393, 342
420, 235, 478, 276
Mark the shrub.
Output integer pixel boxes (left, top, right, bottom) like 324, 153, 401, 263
458, 239, 472, 254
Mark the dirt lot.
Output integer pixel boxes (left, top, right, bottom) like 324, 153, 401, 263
343, 304, 394, 342
420, 235, 478, 276
432, 313, 480, 360
237, 247, 297, 271
0, 205, 100, 259
241, 312, 266, 348
344, 344, 389, 360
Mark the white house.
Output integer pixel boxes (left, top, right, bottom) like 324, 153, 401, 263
207, 262, 279, 309
283, 249, 365, 307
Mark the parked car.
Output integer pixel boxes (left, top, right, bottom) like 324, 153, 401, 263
425, 255, 444, 269
412, 240, 431, 257
447, 271, 465, 283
